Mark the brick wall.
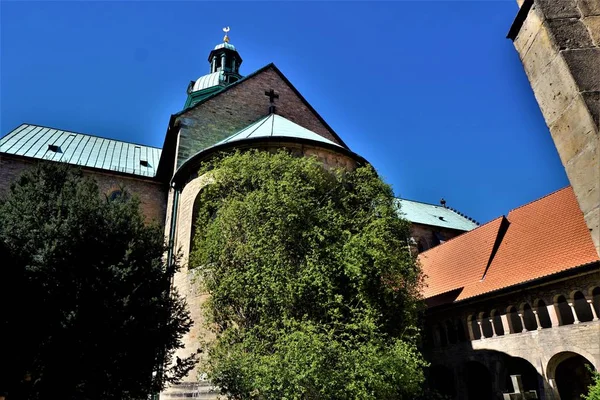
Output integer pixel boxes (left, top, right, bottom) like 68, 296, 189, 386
175, 66, 343, 168
0, 154, 168, 225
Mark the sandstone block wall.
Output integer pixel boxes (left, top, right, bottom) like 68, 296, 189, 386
510, 0, 600, 255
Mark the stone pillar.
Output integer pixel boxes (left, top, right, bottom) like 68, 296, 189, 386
221, 53, 226, 71
509, 0, 600, 256
568, 302, 581, 324
490, 318, 497, 337
588, 299, 599, 321
477, 319, 485, 339
548, 303, 560, 327
501, 313, 511, 334
518, 313, 528, 332
211, 56, 217, 73
467, 318, 476, 341
533, 309, 542, 330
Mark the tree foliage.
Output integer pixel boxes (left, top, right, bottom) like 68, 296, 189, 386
584, 368, 600, 400
0, 163, 194, 400
190, 150, 426, 399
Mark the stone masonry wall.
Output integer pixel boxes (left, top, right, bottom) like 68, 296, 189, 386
0, 154, 168, 225
175, 66, 342, 168
510, 0, 600, 255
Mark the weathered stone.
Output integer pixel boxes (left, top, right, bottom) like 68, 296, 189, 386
562, 48, 600, 91
514, 4, 546, 55
547, 18, 594, 49
583, 206, 600, 255
565, 140, 600, 216
549, 94, 598, 164
536, 0, 581, 19
530, 55, 579, 125
520, 21, 560, 84
582, 91, 600, 128
577, 0, 600, 16
584, 16, 600, 45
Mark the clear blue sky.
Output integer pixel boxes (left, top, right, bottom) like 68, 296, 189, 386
1, 1, 568, 224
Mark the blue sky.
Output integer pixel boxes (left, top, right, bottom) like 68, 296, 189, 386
1, 1, 568, 224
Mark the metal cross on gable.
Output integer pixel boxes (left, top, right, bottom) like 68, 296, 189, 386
264, 89, 279, 113
503, 375, 538, 400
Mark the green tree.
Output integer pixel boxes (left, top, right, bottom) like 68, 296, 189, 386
191, 150, 426, 399
0, 163, 194, 400
583, 368, 600, 400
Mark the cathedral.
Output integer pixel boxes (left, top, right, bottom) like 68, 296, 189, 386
1, 1, 599, 398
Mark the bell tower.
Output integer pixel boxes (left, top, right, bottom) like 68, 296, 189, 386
184, 27, 244, 108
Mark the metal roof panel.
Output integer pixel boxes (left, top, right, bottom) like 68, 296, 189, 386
0, 124, 161, 178
396, 198, 479, 231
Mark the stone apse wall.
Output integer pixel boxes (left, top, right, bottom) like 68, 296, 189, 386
509, 0, 600, 255
425, 269, 600, 399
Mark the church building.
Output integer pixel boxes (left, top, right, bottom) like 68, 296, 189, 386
1, 10, 599, 399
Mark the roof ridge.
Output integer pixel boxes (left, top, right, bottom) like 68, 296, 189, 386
1, 123, 161, 150
418, 215, 506, 256
396, 197, 480, 225
507, 186, 572, 214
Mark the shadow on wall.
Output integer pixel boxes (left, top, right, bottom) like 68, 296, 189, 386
424, 347, 596, 400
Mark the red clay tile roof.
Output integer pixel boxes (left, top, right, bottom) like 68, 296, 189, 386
419, 187, 599, 304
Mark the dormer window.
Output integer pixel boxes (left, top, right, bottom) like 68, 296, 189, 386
48, 144, 60, 152
140, 160, 149, 167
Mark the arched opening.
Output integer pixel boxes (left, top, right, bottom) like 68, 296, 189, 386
522, 304, 537, 331
480, 312, 493, 338
446, 320, 457, 344
491, 310, 504, 336
507, 306, 522, 333
429, 365, 456, 399
573, 291, 593, 322
534, 299, 552, 328
503, 356, 542, 397
438, 324, 448, 347
465, 361, 493, 400
469, 315, 481, 340
456, 320, 467, 342
555, 295, 574, 325
593, 287, 600, 318
548, 352, 595, 400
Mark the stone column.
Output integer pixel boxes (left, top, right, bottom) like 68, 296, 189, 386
518, 313, 528, 332
548, 303, 560, 327
211, 56, 217, 73
477, 320, 485, 339
221, 53, 226, 71
568, 302, 581, 324
533, 309, 542, 330
500, 313, 511, 334
588, 299, 599, 321
490, 318, 497, 337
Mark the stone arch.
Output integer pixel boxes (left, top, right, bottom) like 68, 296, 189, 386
533, 298, 552, 328
468, 314, 481, 340
554, 294, 574, 326
428, 364, 456, 399
445, 320, 457, 344
520, 303, 537, 331
478, 311, 493, 338
437, 323, 448, 347
464, 360, 493, 400
490, 309, 504, 336
591, 286, 600, 319
572, 290, 594, 322
547, 351, 596, 400
175, 174, 214, 267
455, 319, 467, 342
506, 305, 522, 333
503, 356, 543, 397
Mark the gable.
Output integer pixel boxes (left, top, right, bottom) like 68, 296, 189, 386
173, 64, 346, 169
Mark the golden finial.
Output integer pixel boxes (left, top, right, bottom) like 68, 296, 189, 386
223, 26, 230, 43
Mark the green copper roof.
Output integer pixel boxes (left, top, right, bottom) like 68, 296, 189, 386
0, 124, 161, 178
396, 198, 479, 231
214, 114, 341, 148
214, 42, 236, 51
191, 71, 223, 92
